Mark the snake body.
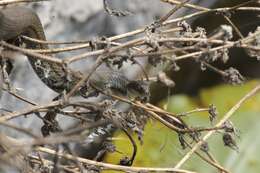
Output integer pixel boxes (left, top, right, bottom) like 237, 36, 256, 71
0, 7, 81, 93
0, 7, 149, 100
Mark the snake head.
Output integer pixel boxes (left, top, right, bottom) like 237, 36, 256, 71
126, 80, 150, 102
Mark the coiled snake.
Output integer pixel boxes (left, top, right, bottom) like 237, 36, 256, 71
0, 6, 148, 98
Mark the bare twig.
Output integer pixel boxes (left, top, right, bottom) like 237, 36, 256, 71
174, 84, 260, 169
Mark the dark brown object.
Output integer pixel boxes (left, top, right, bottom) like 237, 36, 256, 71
0, 7, 81, 93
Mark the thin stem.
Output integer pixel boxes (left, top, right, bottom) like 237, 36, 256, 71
174, 84, 260, 169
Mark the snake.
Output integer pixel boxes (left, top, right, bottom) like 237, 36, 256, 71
0, 7, 185, 162
0, 6, 149, 98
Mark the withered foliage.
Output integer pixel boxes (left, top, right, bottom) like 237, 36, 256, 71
0, 0, 260, 173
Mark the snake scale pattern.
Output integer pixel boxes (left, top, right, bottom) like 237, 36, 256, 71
0, 7, 83, 93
